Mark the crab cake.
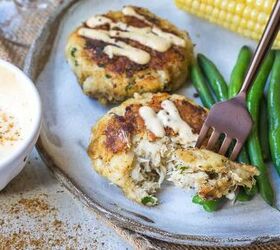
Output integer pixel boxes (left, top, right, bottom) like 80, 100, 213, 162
65, 6, 193, 104
88, 93, 258, 206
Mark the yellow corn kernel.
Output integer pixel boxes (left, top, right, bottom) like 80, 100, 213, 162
246, 20, 255, 30
218, 10, 227, 20
235, 3, 245, 14
206, 5, 214, 14
226, 1, 236, 13
243, 5, 252, 18
240, 19, 247, 29
174, 0, 279, 48
258, 12, 268, 24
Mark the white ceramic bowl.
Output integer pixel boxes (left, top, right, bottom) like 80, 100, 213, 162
0, 59, 42, 190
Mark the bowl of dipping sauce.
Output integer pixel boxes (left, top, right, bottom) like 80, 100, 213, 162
0, 59, 41, 190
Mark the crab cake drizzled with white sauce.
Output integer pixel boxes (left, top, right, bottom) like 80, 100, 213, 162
88, 93, 259, 206
66, 6, 193, 104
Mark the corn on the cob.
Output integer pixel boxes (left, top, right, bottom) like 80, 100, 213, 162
174, 0, 280, 48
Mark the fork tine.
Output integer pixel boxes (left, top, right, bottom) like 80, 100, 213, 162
230, 141, 243, 161
196, 123, 209, 148
218, 136, 232, 155
206, 129, 220, 150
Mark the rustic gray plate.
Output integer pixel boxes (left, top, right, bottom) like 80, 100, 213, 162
24, 0, 280, 246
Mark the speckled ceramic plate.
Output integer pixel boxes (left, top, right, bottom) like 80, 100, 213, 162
24, 0, 280, 246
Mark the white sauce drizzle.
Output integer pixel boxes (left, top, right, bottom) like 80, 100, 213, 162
86, 15, 112, 27
139, 100, 198, 145
87, 15, 152, 34
78, 6, 186, 64
122, 6, 186, 47
122, 6, 152, 24
109, 30, 171, 52
152, 26, 186, 47
78, 28, 150, 64
85, 16, 171, 52
158, 100, 198, 144
139, 106, 165, 137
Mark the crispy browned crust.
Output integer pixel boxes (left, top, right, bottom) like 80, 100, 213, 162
89, 93, 207, 159
104, 104, 144, 153
65, 6, 194, 103
84, 38, 187, 76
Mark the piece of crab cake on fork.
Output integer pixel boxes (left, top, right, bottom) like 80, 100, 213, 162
88, 93, 259, 206
65, 6, 193, 104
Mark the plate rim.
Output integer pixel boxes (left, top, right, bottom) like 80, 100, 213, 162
23, 0, 280, 246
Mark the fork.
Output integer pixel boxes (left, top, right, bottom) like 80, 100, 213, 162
196, 0, 280, 161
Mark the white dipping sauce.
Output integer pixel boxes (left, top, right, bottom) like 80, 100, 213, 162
0, 65, 36, 160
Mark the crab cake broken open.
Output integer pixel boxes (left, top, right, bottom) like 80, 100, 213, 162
88, 93, 258, 206
66, 6, 193, 104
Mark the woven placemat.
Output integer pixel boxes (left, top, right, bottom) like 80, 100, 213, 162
1, 2, 280, 250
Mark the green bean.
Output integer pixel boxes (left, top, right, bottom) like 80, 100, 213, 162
202, 199, 221, 212
247, 51, 275, 206
192, 195, 204, 205
237, 149, 250, 164
197, 53, 228, 101
268, 50, 280, 176
192, 195, 221, 212
190, 63, 215, 108
236, 189, 253, 202
236, 185, 258, 202
245, 184, 258, 196
259, 98, 270, 161
229, 46, 252, 97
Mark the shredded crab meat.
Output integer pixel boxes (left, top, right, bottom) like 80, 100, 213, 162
130, 134, 195, 199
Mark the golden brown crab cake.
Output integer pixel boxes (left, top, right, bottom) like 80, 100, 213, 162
88, 93, 206, 205
65, 6, 193, 104
88, 93, 258, 205
88, 93, 258, 206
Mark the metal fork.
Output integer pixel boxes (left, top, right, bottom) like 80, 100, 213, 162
196, 0, 280, 160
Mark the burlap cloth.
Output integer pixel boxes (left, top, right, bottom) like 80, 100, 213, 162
0, 2, 279, 250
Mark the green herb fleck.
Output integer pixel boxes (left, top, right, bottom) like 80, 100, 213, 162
176, 165, 189, 174
141, 196, 157, 206
74, 60, 79, 67
105, 74, 112, 79
71, 47, 77, 57
98, 63, 105, 68
125, 80, 135, 92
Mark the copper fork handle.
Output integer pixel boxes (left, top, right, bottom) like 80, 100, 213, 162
239, 0, 280, 95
